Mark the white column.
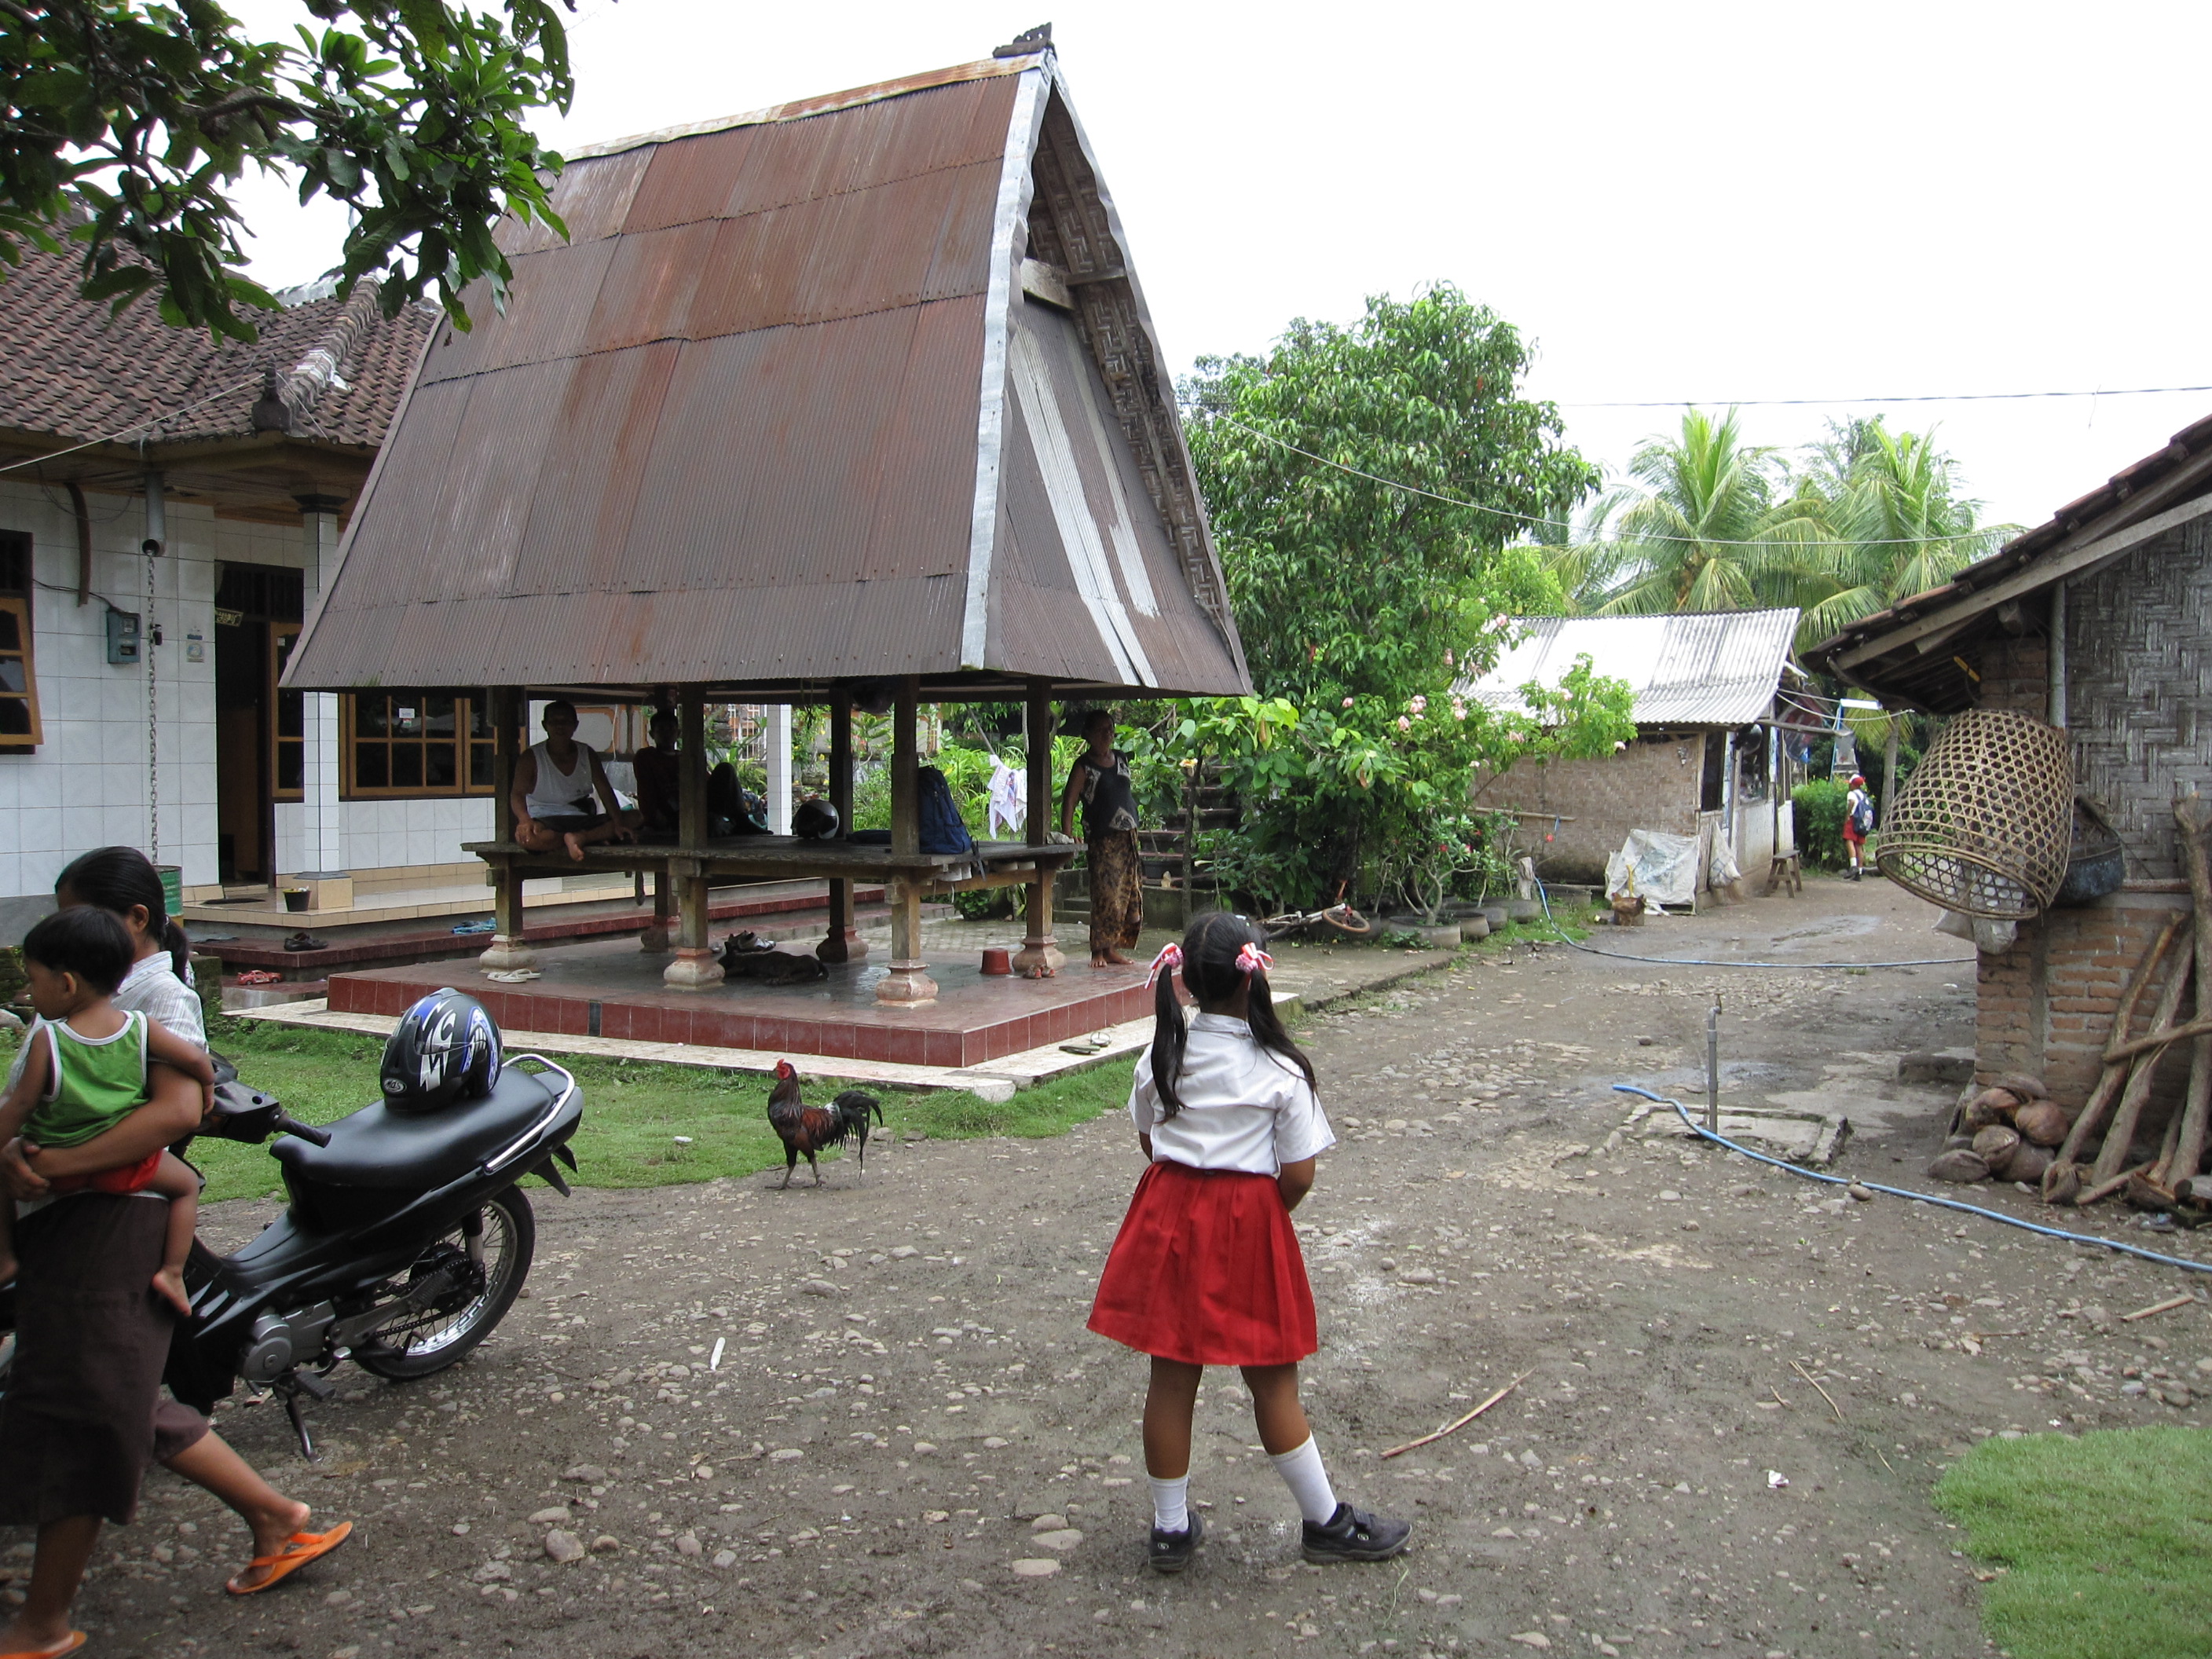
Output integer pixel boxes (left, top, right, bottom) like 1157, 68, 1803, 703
297, 496, 346, 876
767, 703, 793, 834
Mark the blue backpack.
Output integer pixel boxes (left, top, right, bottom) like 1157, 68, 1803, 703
917, 766, 977, 855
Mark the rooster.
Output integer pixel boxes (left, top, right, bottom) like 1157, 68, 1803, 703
765, 1060, 884, 1188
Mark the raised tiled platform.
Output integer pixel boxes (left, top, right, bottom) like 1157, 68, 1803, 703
327, 935, 1152, 1068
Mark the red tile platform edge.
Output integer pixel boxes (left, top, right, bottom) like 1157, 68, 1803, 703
328, 975, 1152, 1068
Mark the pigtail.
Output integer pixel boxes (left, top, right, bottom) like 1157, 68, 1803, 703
1148, 943, 1189, 1118
1241, 961, 1317, 1091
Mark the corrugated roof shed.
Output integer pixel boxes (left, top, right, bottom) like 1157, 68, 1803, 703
285, 48, 1248, 701
1457, 610, 1801, 727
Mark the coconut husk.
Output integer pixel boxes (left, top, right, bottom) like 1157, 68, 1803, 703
1964, 1088, 2023, 1130
1972, 1125, 2023, 1167
2001, 1142, 2053, 1184
2012, 1100, 2072, 1148
1928, 1148, 1991, 1184
1994, 1071, 2051, 1101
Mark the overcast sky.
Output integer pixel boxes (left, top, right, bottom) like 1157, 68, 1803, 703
229, 0, 2212, 533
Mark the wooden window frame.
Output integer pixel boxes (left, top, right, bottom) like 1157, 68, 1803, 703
270, 621, 303, 800
0, 529, 39, 751
341, 690, 497, 800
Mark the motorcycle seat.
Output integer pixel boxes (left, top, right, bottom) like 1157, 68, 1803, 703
273, 1065, 565, 1190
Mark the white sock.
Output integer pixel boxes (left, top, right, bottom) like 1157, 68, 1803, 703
1149, 1474, 1190, 1533
1270, 1435, 1339, 1525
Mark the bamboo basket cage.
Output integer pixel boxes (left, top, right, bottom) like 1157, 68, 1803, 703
1875, 709, 2073, 919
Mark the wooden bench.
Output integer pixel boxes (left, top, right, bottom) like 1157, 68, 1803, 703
464, 836, 1078, 1003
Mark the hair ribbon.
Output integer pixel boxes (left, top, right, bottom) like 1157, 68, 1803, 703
1235, 941, 1274, 975
1146, 943, 1184, 986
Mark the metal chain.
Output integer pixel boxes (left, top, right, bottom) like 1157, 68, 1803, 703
145, 545, 158, 862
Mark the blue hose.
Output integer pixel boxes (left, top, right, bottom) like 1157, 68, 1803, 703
1535, 881, 1975, 971
1612, 1084, 2212, 1276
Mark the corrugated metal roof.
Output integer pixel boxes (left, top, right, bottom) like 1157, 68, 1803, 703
287, 49, 1246, 699
1457, 610, 1800, 728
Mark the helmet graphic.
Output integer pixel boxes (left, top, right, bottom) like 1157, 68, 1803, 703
380, 988, 502, 1114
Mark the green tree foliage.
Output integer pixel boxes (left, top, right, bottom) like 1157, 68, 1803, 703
1, 0, 583, 340
1182, 286, 1598, 709
1166, 287, 1639, 914
1579, 408, 1829, 615
1793, 417, 2016, 647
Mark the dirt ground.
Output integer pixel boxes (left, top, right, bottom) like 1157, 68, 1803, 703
36, 873, 2212, 1659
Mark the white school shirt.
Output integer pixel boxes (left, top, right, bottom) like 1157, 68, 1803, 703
1127, 1012, 1335, 1175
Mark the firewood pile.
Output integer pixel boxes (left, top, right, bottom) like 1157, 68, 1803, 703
1927, 792, 2212, 1213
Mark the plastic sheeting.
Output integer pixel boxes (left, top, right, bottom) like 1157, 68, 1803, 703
1606, 830, 1701, 908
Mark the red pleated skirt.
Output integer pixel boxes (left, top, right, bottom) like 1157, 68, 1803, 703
1087, 1159, 1318, 1367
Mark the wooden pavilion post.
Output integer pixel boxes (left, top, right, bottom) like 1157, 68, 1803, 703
1012, 677, 1064, 976
478, 685, 537, 972
817, 687, 866, 964
663, 688, 724, 989
877, 675, 936, 1004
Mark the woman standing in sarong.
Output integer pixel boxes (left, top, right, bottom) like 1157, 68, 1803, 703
1061, 708, 1144, 969
0, 849, 349, 1656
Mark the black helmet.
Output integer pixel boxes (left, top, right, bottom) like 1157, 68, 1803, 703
381, 989, 502, 1114
793, 798, 840, 840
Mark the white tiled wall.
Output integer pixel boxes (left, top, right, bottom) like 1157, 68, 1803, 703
0, 480, 495, 908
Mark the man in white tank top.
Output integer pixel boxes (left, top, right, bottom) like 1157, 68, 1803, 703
511, 700, 638, 861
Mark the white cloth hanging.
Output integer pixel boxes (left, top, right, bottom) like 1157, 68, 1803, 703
987, 757, 1027, 840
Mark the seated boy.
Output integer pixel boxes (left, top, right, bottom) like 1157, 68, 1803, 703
0, 907, 214, 1315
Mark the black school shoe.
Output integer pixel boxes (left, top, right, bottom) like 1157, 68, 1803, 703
1148, 1508, 1203, 1573
1302, 1502, 1412, 1563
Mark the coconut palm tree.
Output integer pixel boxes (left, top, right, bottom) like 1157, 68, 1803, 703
1794, 420, 2016, 647
1585, 409, 1831, 614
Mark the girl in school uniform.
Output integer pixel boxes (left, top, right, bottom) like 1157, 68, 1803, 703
1089, 912, 1410, 1573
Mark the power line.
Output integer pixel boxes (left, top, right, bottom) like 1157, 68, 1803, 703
1214, 418, 2003, 550
1558, 383, 2212, 408
0, 374, 263, 478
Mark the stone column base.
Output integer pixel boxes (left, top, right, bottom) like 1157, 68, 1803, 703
663, 947, 725, 990
1011, 935, 1065, 976
477, 936, 537, 972
817, 927, 870, 964
875, 961, 938, 1005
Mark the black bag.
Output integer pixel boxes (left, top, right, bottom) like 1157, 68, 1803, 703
917, 766, 976, 855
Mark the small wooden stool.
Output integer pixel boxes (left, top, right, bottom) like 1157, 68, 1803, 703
1768, 852, 1802, 896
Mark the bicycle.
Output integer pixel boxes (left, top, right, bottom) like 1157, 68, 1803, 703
1260, 892, 1375, 942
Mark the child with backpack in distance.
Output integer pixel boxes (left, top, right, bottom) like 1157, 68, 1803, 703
1089, 912, 1410, 1572
1843, 773, 1875, 881
0, 908, 215, 1315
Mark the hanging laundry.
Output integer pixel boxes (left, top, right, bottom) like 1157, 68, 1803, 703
987, 757, 1027, 840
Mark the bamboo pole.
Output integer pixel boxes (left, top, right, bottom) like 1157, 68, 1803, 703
2152, 793, 2212, 1192
2088, 949, 2195, 1187
2046, 914, 2185, 1199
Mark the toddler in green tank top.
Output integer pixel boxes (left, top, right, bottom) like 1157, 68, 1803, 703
0, 909, 214, 1314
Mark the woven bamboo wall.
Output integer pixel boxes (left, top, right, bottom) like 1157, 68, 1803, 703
2066, 518, 2212, 884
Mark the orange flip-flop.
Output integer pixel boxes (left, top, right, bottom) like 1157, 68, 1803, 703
0, 1634, 87, 1658
224, 1521, 353, 1595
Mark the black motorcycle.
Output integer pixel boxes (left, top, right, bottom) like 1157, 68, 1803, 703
0, 1020, 582, 1460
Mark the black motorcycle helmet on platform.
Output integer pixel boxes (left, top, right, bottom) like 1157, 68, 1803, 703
793, 798, 840, 840
381, 989, 502, 1114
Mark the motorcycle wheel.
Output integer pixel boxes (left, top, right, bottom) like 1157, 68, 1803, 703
353, 1185, 534, 1380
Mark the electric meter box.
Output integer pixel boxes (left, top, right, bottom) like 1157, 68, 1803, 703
105, 606, 141, 665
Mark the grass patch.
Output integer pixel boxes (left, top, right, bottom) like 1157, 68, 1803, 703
1932, 1427, 2212, 1659
183, 1019, 1133, 1203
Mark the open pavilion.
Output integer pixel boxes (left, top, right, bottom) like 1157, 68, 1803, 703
282, 34, 1251, 1062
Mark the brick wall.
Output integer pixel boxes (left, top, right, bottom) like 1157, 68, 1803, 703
1479, 733, 1708, 883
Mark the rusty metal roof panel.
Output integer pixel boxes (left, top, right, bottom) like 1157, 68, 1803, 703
1458, 610, 1800, 727
287, 52, 1251, 698
499, 143, 654, 256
